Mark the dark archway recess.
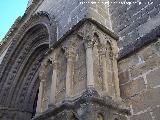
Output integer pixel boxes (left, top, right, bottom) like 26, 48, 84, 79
0, 12, 56, 120
32, 85, 39, 118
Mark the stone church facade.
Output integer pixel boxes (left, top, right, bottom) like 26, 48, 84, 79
0, 0, 160, 120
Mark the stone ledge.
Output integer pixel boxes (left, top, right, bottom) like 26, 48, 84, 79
118, 24, 160, 60
49, 18, 119, 51
32, 89, 130, 120
0, 106, 33, 114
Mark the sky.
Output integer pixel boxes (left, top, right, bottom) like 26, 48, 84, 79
0, 0, 28, 41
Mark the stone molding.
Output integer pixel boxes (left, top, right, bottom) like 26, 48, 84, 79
36, 19, 125, 117
0, 11, 57, 119
118, 24, 160, 60
0, 0, 47, 55
32, 89, 130, 120
0, 11, 54, 82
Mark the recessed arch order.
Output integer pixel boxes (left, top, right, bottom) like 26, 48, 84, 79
0, 11, 56, 119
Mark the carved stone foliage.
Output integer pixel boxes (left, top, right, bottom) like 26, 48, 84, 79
30, 20, 125, 120
16, 48, 47, 109
0, 11, 53, 88
72, 40, 87, 96
55, 48, 67, 103
93, 34, 104, 92
1, 26, 48, 107
0, 12, 55, 119
86, 29, 118, 97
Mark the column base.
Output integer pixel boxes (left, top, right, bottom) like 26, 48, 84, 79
32, 90, 130, 120
48, 104, 56, 109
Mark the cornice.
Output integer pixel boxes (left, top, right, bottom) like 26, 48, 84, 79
47, 18, 119, 55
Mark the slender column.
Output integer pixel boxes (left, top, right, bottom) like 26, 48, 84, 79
112, 56, 120, 97
48, 56, 58, 107
36, 79, 44, 115
65, 50, 75, 98
112, 42, 121, 98
100, 47, 109, 93
36, 59, 48, 114
85, 39, 94, 89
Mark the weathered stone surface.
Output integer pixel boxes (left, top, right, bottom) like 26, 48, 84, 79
72, 41, 86, 96
32, 91, 129, 120
33, 19, 126, 120
139, 45, 157, 62
120, 77, 145, 98
119, 70, 130, 85
110, 0, 160, 56
152, 106, 160, 120
0, 12, 52, 119
127, 85, 160, 114
129, 58, 159, 78
35, 0, 111, 42
118, 38, 160, 119
1, 0, 160, 119
146, 68, 160, 88
130, 112, 152, 120
143, 88, 160, 109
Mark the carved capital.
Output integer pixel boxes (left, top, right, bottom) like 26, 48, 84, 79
65, 48, 76, 61
39, 71, 47, 81
39, 59, 48, 80
52, 60, 58, 68
41, 59, 48, 67
98, 46, 107, 56
113, 47, 119, 59
48, 57, 59, 69
84, 39, 94, 49
66, 34, 80, 49
110, 41, 119, 58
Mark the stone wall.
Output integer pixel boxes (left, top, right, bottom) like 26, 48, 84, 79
118, 38, 160, 120
36, 0, 111, 41
0, 0, 112, 62
109, 0, 160, 50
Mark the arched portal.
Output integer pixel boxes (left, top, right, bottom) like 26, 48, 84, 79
0, 12, 56, 120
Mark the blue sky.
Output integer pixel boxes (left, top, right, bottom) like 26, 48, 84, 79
0, 0, 28, 41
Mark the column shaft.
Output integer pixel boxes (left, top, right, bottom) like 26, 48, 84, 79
112, 42, 121, 98
36, 80, 44, 115
112, 57, 120, 97
65, 52, 75, 98
85, 41, 94, 89
49, 60, 58, 106
102, 54, 109, 93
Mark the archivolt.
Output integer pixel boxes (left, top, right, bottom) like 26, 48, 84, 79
0, 11, 56, 115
